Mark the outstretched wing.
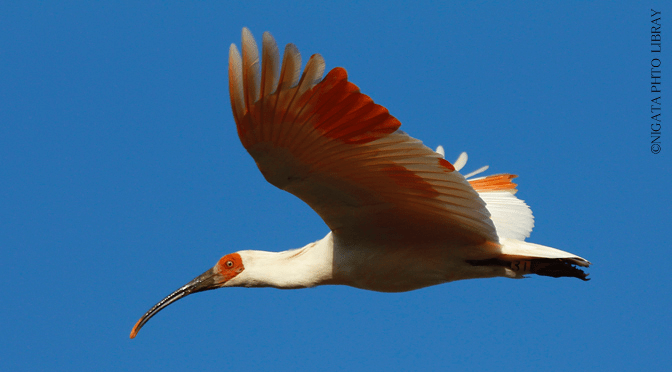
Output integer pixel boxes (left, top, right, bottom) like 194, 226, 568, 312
229, 29, 498, 245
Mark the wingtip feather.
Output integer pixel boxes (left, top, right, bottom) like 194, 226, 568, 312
260, 31, 280, 98
228, 43, 244, 125
242, 28, 260, 109
297, 53, 326, 97
435, 145, 445, 158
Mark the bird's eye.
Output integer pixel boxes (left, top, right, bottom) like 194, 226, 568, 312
226, 260, 234, 267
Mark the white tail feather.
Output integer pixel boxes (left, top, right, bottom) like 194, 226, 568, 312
500, 238, 591, 267
453, 151, 533, 241
478, 191, 534, 240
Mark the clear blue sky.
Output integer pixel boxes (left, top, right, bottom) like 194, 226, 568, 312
1, 1, 670, 371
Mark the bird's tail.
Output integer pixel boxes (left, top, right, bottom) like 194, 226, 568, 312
467, 239, 591, 280
439, 149, 591, 280
500, 238, 590, 280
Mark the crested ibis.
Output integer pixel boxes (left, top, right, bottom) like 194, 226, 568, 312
129, 28, 590, 339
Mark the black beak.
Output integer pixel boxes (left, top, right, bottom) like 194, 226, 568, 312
130, 267, 219, 339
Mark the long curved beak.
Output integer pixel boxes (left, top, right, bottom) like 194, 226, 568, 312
130, 267, 219, 339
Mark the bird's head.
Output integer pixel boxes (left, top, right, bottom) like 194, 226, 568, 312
129, 252, 245, 339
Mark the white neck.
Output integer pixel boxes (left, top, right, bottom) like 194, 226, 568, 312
230, 233, 337, 289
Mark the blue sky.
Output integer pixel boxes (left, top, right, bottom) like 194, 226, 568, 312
1, 1, 670, 371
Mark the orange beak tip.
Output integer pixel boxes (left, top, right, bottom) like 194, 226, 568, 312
130, 319, 142, 339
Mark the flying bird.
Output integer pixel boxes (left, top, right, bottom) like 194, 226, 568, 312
130, 28, 590, 339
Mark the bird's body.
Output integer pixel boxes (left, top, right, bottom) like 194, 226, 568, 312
231, 232, 487, 293
130, 28, 590, 338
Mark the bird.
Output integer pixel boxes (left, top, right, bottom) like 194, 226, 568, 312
129, 28, 590, 339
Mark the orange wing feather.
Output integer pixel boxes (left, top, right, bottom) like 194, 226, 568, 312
469, 174, 518, 193
229, 29, 499, 244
